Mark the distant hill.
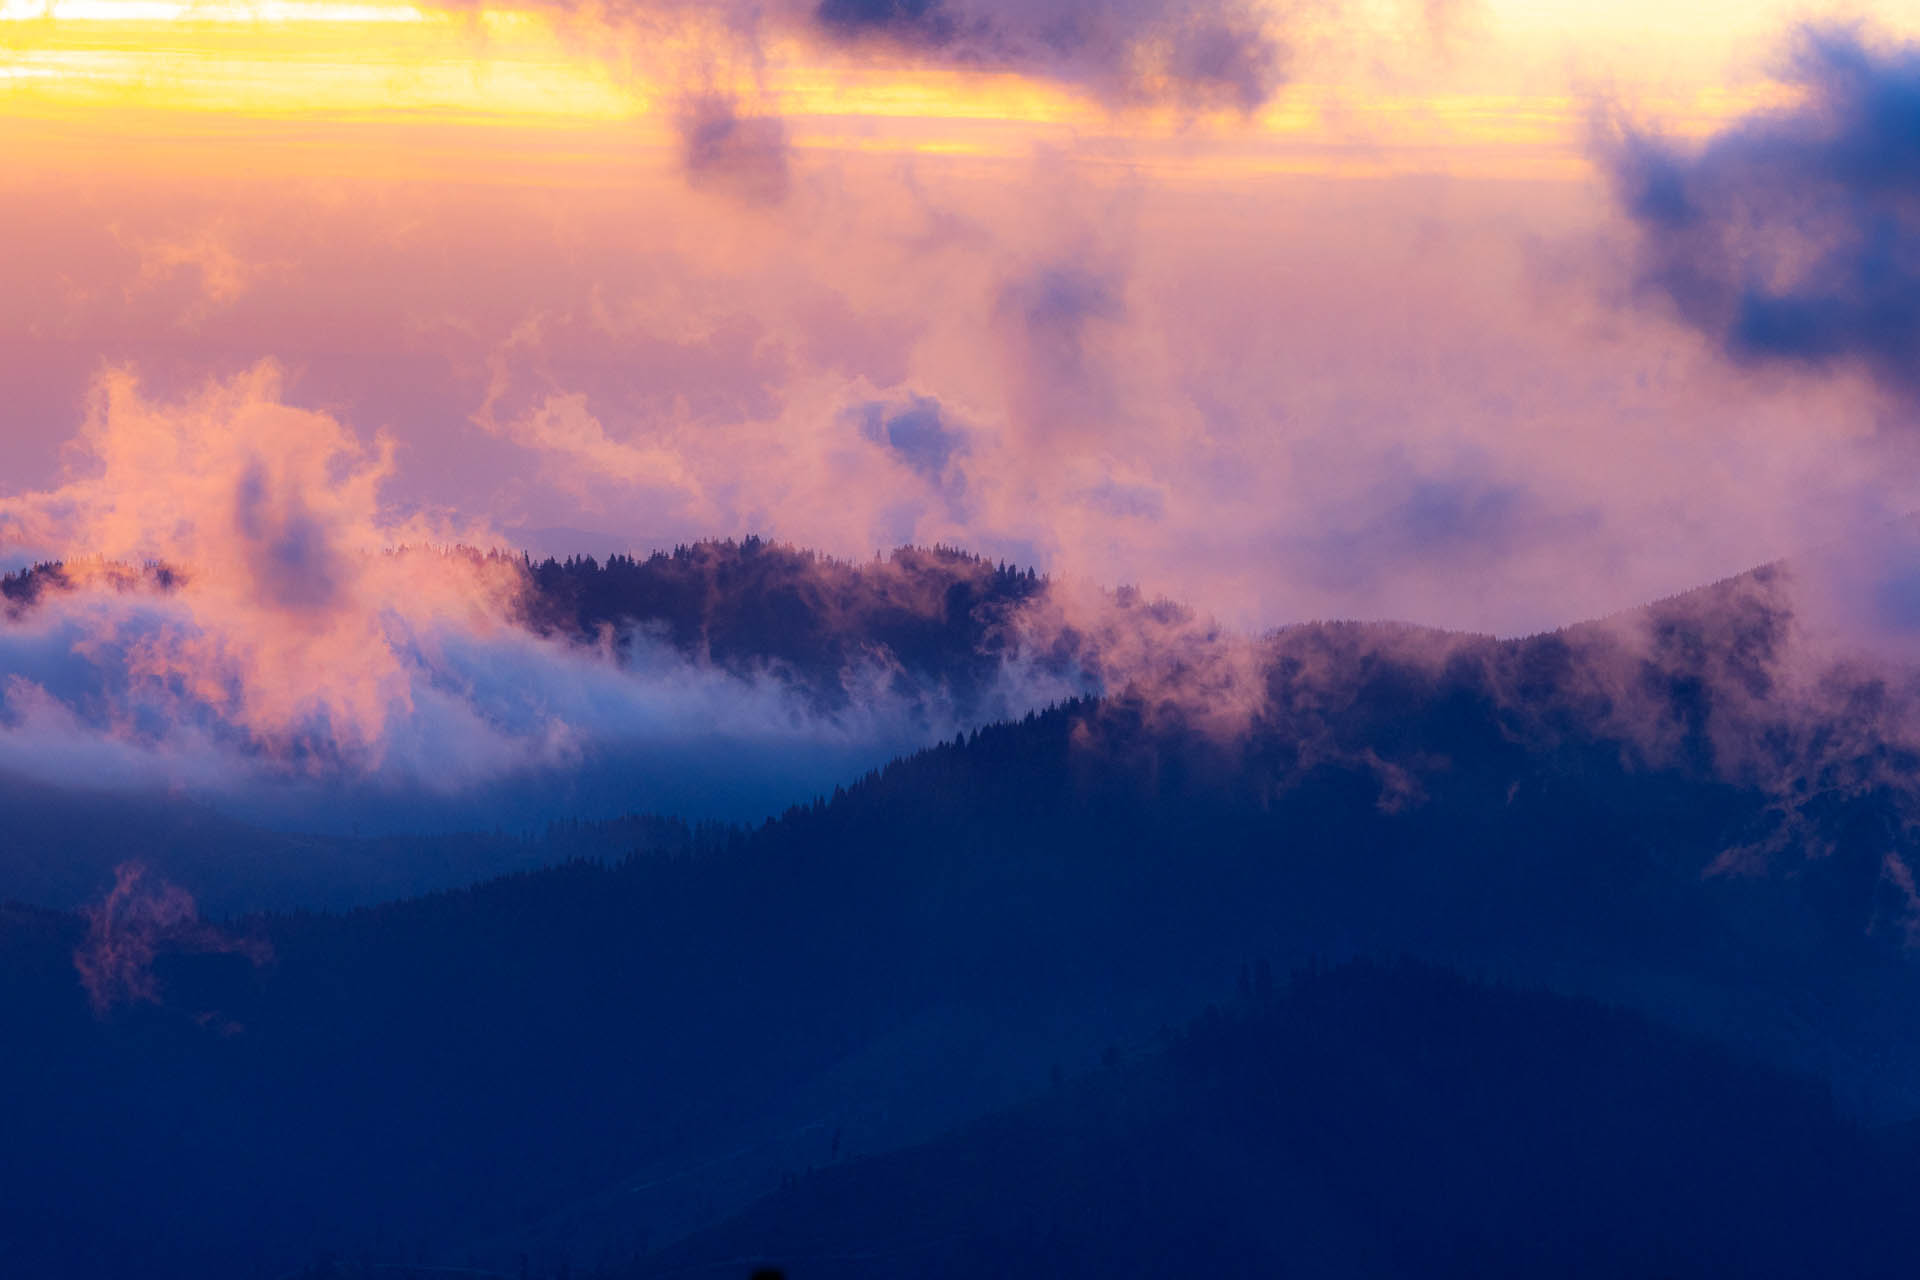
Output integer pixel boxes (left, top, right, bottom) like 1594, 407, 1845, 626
0, 771, 724, 917
631, 959, 1914, 1280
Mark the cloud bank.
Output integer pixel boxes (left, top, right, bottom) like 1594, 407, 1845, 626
0, 367, 1089, 831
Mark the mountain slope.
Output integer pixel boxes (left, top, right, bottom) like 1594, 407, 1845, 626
631, 961, 1913, 1280
6, 669, 1920, 1277
0, 772, 710, 916
7, 556, 1920, 1276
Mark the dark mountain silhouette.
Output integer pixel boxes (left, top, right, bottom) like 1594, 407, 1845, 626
6, 547, 1920, 1276
6, 640, 1920, 1274
630, 959, 1915, 1280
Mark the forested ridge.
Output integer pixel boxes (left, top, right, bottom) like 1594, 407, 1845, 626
632, 959, 1917, 1280
5, 538, 1055, 714
7, 551, 1920, 1276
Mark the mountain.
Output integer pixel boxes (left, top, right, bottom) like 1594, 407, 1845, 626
6, 640, 1920, 1274
630, 959, 1915, 1280
7, 549, 1920, 1276
0, 771, 723, 916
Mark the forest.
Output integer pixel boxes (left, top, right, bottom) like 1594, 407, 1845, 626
5, 548, 1920, 1275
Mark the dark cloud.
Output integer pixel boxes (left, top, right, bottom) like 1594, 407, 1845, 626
860, 395, 965, 482
677, 94, 792, 205
1872, 563, 1920, 632
234, 461, 343, 615
857, 395, 971, 520
1393, 478, 1530, 550
999, 264, 1125, 383
1078, 477, 1165, 520
1608, 26, 1920, 398
1301, 464, 1597, 596
817, 0, 959, 44
991, 261, 1130, 440
811, 0, 1285, 111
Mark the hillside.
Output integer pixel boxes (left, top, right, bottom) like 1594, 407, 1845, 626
0, 772, 722, 916
631, 960, 1914, 1280
7, 549, 1920, 1275
7, 608, 1920, 1274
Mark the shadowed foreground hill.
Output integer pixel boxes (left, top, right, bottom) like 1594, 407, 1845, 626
632, 960, 1914, 1280
7, 666, 1920, 1276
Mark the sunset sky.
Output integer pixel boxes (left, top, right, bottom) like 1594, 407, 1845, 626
18, 9, 1920, 1274
4, 0, 1918, 636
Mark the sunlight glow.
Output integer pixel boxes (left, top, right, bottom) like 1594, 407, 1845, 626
0, 0, 426, 19
0, 0, 1840, 181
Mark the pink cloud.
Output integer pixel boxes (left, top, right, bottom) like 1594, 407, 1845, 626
73, 862, 270, 1014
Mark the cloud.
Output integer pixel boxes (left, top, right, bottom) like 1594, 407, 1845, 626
1297, 458, 1602, 599
0, 362, 460, 761
73, 862, 269, 1014
857, 394, 969, 498
994, 259, 1129, 442
677, 93, 792, 205
1008, 576, 1269, 736
1001, 264, 1126, 376
0, 360, 1303, 824
810, 0, 1287, 111
123, 223, 261, 326
0, 366, 1062, 825
7, 78, 1913, 645
483, 390, 709, 507
1605, 25, 1920, 402
489, 0, 1294, 128
1075, 475, 1165, 520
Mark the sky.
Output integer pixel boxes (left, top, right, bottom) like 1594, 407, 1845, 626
4, 0, 1920, 824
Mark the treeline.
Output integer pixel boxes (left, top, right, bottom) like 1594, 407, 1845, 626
0, 558, 178, 613
1, 537, 1056, 712
513, 538, 1048, 710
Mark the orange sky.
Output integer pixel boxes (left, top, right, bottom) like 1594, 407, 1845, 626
3, 0, 1919, 640
0, 0, 1869, 180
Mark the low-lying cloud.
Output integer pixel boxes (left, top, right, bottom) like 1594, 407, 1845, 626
0, 366, 1091, 831
74, 862, 270, 1014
